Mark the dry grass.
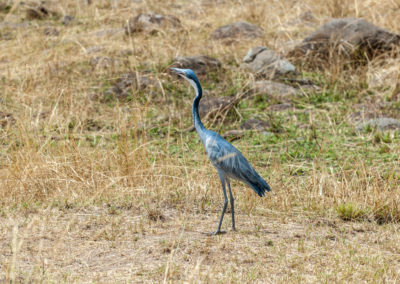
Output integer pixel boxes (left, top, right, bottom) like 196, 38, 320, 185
1, 0, 400, 282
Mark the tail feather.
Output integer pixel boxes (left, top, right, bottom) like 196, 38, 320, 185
247, 176, 271, 197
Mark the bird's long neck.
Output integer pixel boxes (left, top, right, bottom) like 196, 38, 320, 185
190, 78, 206, 133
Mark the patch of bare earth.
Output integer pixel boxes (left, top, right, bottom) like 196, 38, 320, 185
1, 207, 400, 282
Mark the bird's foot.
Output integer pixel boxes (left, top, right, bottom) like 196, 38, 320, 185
202, 230, 226, 236
232, 227, 236, 232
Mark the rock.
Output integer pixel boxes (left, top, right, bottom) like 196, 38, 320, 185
260, 131, 274, 136
119, 49, 134, 56
62, 15, 74, 25
43, 27, 59, 36
242, 47, 296, 79
251, 80, 301, 100
26, 5, 49, 20
0, 21, 30, 29
199, 96, 233, 118
241, 118, 270, 131
92, 28, 124, 38
90, 56, 119, 69
0, 2, 9, 11
171, 55, 222, 75
348, 103, 381, 123
356, 117, 400, 131
0, 111, 15, 128
289, 18, 400, 66
85, 45, 105, 54
103, 72, 158, 100
202, 0, 226, 6
222, 128, 273, 140
222, 129, 245, 139
267, 103, 294, 112
211, 21, 263, 41
84, 119, 104, 131
125, 13, 182, 35
25, 3, 59, 20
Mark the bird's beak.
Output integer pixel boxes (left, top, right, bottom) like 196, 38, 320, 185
170, 67, 185, 78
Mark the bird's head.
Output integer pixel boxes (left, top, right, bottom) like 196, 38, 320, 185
170, 68, 199, 84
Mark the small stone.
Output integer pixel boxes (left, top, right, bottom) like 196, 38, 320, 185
62, 15, 74, 26
171, 55, 222, 75
242, 46, 295, 78
211, 21, 263, 41
198, 96, 233, 118
241, 118, 270, 131
119, 49, 134, 56
251, 80, 301, 100
26, 5, 49, 20
90, 56, 119, 69
92, 28, 124, 38
267, 103, 294, 112
261, 131, 274, 136
0, 111, 15, 128
125, 13, 182, 35
43, 27, 59, 36
356, 117, 400, 131
222, 129, 246, 139
25, 3, 59, 20
348, 103, 381, 123
85, 46, 105, 54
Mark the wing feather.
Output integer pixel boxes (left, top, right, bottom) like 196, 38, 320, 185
203, 132, 269, 194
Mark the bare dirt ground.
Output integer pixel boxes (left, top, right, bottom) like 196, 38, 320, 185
2, 206, 400, 282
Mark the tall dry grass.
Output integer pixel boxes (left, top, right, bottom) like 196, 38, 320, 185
0, 0, 400, 282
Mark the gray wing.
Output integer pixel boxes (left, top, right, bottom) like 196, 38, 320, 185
204, 133, 258, 180
203, 132, 271, 196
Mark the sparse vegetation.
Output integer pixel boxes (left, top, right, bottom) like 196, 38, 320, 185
0, 0, 400, 282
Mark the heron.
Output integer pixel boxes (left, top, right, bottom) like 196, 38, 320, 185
171, 68, 271, 235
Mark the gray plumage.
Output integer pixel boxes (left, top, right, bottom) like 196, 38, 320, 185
171, 68, 271, 235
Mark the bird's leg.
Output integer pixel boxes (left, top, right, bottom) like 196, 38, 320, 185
204, 171, 228, 236
226, 179, 235, 231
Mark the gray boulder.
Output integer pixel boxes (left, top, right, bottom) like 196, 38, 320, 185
211, 21, 263, 41
289, 18, 400, 65
243, 46, 295, 78
171, 55, 222, 75
241, 118, 270, 131
199, 96, 233, 118
251, 80, 301, 100
125, 13, 182, 35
